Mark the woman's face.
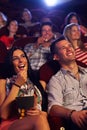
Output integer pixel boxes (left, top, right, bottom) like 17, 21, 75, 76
70, 25, 81, 40
70, 16, 78, 24
12, 49, 28, 74
8, 20, 18, 34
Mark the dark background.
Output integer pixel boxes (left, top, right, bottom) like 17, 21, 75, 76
0, 0, 87, 31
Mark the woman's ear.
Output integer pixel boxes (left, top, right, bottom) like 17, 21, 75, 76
53, 54, 59, 60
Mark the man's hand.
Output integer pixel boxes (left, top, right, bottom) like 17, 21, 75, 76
71, 110, 87, 129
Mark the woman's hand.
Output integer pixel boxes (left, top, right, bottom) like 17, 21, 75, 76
14, 71, 27, 87
26, 107, 40, 116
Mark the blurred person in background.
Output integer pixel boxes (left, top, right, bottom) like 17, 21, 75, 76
63, 23, 87, 67
20, 8, 40, 36
0, 20, 18, 50
61, 12, 87, 37
0, 11, 7, 29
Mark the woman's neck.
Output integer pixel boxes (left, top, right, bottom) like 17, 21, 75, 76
9, 32, 16, 38
71, 40, 79, 49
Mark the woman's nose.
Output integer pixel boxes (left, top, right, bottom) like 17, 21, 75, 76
18, 57, 23, 62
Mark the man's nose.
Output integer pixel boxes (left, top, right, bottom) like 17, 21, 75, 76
45, 30, 49, 34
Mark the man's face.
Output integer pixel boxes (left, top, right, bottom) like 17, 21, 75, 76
41, 25, 54, 41
56, 40, 76, 64
22, 11, 31, 21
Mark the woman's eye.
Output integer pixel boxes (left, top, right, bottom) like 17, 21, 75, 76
12, 57, 19, 61
22, 55, 26, 57
60, 47, 66, 50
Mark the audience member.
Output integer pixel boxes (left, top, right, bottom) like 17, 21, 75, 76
47, 36, 87, 130
0, 11, 7, 29
41, 16, 61, 39
63, 23, 87, 67
0, 47, 50, 130
20, 8, 40, 36
61, 12, 87, 36
0, 20, 18, 50
24, 22, 55, 80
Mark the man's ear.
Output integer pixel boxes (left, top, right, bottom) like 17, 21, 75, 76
53, 54, 59, 60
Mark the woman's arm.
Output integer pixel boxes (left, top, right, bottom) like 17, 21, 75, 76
39, 80, 46, 90
0, 83, 20, 119
0, 79, 6, 106
1, 70, 27, 119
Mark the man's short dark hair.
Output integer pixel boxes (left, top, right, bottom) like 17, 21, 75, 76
50, 35, 65, 55
40, 22, 53, 30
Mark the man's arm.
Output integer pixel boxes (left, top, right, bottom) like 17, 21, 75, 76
49, 104, 72, 119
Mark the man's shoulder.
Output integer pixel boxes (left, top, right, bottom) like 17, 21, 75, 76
79, 66, 87, 73
49, 70, 63, 81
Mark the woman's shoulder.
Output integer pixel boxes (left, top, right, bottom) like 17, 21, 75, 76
0, 35, 8, 39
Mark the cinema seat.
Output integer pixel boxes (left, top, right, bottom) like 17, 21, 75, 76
13, 36, 38, 49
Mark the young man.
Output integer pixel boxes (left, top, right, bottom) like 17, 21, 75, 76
24, 22, 54, 71
24, 22, 55, 81
47, 36, 87, 130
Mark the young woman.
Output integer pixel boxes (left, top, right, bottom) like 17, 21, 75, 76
63, 23, 87, 67
0, 20, 18, 50
0, 47, 50, 130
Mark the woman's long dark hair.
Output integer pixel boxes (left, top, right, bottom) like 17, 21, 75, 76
65, 12, 81, 25
5, 46, 32, 78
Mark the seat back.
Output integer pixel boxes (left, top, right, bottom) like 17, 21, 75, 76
0, 41, 8, 78
0, 41, 8, 63
13, 36, 38, 49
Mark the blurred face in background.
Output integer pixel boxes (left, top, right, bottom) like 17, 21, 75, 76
8, 20, 18, 34
70, 16, 78, 24
41, 25, 54, 42
22, 10, 32, 22
70, 25, 81, 40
